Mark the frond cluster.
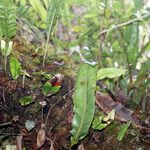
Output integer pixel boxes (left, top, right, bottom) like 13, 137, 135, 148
0, 0, 16, 40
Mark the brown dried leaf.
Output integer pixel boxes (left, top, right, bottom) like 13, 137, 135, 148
96, 92, 150, 130
0, 74, 18, 92
12, 115, 19, 122
37, 123, 46, 149
16, 135, 23, 150
77, 144, 85, 150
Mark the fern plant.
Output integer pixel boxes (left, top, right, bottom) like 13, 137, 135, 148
0, 0, 16, 71
0, 0, 16, 40
43, 0, 65, 66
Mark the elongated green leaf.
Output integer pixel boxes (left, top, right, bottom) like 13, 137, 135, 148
134, 0, 142, 11
29, 0, 47, 22
124, 22, 139, 64
97, 68, 126, 80
71, 63, 97, 146
44, 0, 49, 9
117, 121, 131, 141
10, 56, 21, 79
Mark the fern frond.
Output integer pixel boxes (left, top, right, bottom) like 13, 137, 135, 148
43, 0, 66, 66
0, 0, 16, 40
46, 0, 65, 36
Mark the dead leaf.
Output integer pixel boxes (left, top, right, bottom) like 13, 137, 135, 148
77, 144, 85, 150
96, 92, 150, 130
0, 74, 18, 92
12, 115, 19, 122
37, 123, 46, 149
16, 135, 23, 150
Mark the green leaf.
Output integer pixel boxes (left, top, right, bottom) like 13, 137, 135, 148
19, 96, 34, 106
124, 22, 139, 64
134, 0, 142, 11
44, 0, 49, 9
103, 109, 115, 122
33, 71, 52, 79
0, 0, 16, 40
117, 121, 131, 141
92, 116, 107, 130
10, 56, 21, 79
97, 68, 126, 80
92, 110, 115, 130
42, 82, 61, 96
43, 74, 52, 80
71, 63, 97, 146
29, 0, 47, 22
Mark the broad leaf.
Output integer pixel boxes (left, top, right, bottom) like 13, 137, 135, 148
42, 82, 60, 96
10, 56, 21, 80
19, 96, 34, 106
117, 122, 131, 141
97, 68, 126, 80
71, 63, 97, 146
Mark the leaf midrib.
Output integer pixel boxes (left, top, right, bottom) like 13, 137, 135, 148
75, 67, 89, 140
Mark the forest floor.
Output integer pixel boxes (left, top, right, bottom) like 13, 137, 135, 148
0, 36, 150, 150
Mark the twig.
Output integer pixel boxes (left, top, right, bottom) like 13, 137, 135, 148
2, 87, 6, 102
45, 98, 61, 127
99, 13, 150, 36
0, 105, 12, 116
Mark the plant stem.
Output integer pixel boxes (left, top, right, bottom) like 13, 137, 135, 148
43, 9, 56, 66
22, 74, 25, 88
45, 98, 61, 127
4, 56, 7, 72
99, 13, 150, 36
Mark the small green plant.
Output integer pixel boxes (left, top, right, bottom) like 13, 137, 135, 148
70, 63, 127, 147
10, 56, 21, 80
19, 96, 34, 106
9, 56, 30, 87
92, 109, 115, 131
117, 121, 131, 141
43, 0, 66, 66
0, 40, 13, 71
42, 82, 61, 96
